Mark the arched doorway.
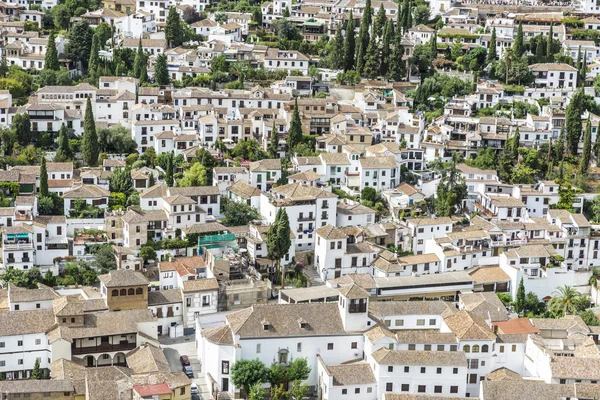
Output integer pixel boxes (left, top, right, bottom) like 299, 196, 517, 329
84, 355, 96, 367
113, 352, 126, 367
97, 354, 112, 367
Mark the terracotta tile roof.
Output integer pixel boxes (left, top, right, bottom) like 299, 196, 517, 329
493, 318, 540, 335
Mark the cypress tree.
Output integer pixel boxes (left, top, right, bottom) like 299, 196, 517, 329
40, 157, 48, 198
332, 25, 344, 70
267, 208, 292, 286
580, 117, 592, 175
133, 38, 144, 79
165, 151, 174, 187
373, 4, 386, 38
511, 126, 520, 160
381, 20, 392, 76
165, 6, 185, 47
88, 34, 100, 75
580, 52, 587, 86
513, 21, 524, 57
566, 88, 584, 155
400, 0, 409, 32
154, 53, 170, 85
139, 61, 148, 84
514, 278, 526, 314
576, 45, 582, 70
287, 97, 302, 152
406, 0, 412, 29
343, 11, 356, 72
362, 34, 379, 79
535, 36, 546, 62
363, 0, 373, 27
430, 32, 437, 57
387, 27, 405, 81
487, 27, 497, 63
148, 173, 155, 187
546, 23, 554, 61
594, 122, 600, 165
356, 17, 371, 74
283, 6, 290, 17
56, 124, 72, 161
81, 97, 99, 167
44, 33, 59, 71
556, 125, 566, 161
268, 121, 279, 158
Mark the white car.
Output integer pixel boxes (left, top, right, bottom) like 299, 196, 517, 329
191, 383, 199, 395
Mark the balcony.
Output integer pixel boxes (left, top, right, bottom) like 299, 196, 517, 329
71, 341, 137, 355
297, 215, 315, 222
3, 242, 34, 250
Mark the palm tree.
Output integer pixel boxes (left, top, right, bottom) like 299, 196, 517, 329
229, 62, 250, 83
549, 285, 582, 317
590, 267, 600, 287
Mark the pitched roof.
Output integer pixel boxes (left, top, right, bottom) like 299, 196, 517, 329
272, 182, 337, 200
182, 278, 219, 293
444, 310, 496, 340
98, 269, 149, 287
249, 158, 281, 172
227, 179, 261, 198
148, 289, 182, 305
338, 284, 369, 299
226, 303, 347, 338
0, 309, 55, 336
371, 348, 467, 366
359, 156, 398, 169
126, 344, 171, 374
325, 363, 376, 386
202, 325, 234, 345
63, 185, 110, 198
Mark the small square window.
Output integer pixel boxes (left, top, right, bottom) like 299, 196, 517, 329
388, 366, 393, 372
404, 366, 409, 373
437, 367, 442, 374
327, 343, 334, 350
342, 389, 347, 395
421, 367, 426, 374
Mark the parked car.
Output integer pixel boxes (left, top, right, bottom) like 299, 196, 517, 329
183, 365, 194, 378
191, 383, 199, 394
180, 355, 190, 366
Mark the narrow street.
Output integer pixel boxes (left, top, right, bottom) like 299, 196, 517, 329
160, 334, 211, 400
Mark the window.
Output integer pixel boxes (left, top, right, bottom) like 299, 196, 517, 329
429, 318, 436, 325
355, 388, 360, 394
499, 345, 505, 353
435, 386, 442, 393
437, 345, 445, 351
482, 344, 489, 353
0, 361, 4, 367
468, 359, 479, 369
453, 368, 458, 374
35, 339, 41, 345
401, 384, 409, 392
472, 345, 480, 353
0, 342, 4, 348
180, 387, 186, 395
367, 387, 372, 393
424, 345, 431, 351
512, 345, 517, 352
386, 383, 393, 392
222, 361, 229, 374
395, 319, 404, 327
18, 340, 23, 346
327, 343, 334, 350
136, 287, 143, 295
256, 344, 261, 353
404, 366, 410, 373
18, 359, 23, 365
351, 342, 357, 349
421, 367, 426, 373
469, 374, 478, 384
388, 366, 393, 372
437, 367, 442, 374
463, 345, 470, 353
128, 288, 134, 295
341, 389, 347, 395
416, 319, 425, 326
297, 343, 302, 352
450, 386, 458, 394
418, 385, 426, 393
408, 344, 416, 350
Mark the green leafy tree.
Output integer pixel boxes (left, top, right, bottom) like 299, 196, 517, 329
267, 208, 292, 285
222, 201, 260, 226
52, 4, 71, 30
230, 359, 268, 393
579, 309, 600, 326
39, 157, 48, 197
514, 278, 526, 314
13, 113, 32, 146
165, 7, 185, 47
566, 88, 584, 155
287, 97, 303, 152
109, 168, 133, 194
580, 117, 592, 175
178, 162, 208, 187
140, 246, 156, 263
487, 27, 497, 63
230, 140, 267, 161
248, 383, 266, 400
283, 6, 290, 17
434, 153, 467, 217
45, 34, 59, 71
286, 358, 311, 382
154, 53, 170, 85
513, 21, 524, 57
413, 4, 430, 26
268, 363, 287, 387
343, 11, 356, 72
65, 21, 93, 72
82, 97, 99, 166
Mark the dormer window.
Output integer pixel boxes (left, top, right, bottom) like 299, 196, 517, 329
262, 319, 270, 331
298, 318, 308, 329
